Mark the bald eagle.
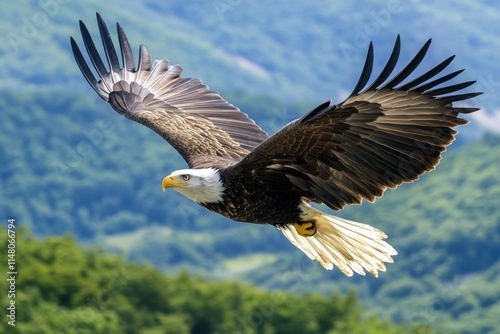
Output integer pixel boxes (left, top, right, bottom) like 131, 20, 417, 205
70, 13, 480, 277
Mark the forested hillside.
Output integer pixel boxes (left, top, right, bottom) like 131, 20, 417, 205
1, 88, 499, 333
2, 0, 500, 116
0, 231, 436, 334
1, 1, 500, 333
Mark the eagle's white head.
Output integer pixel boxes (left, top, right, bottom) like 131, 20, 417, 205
162, 168, 225, 203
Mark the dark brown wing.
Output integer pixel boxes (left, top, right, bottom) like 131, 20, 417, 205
70, 13, 268, 168
232, 36, 481, 210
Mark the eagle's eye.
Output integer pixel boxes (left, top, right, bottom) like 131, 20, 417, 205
182, 175, 190, 181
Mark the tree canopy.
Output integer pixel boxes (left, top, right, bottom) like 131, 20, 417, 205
0, 230, 436, 334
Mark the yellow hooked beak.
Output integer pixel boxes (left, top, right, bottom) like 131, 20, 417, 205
162, 175, 188, 191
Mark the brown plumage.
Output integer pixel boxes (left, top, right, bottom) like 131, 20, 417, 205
70, 13, 480, 277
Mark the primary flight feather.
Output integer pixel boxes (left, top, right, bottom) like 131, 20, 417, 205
70, 13, 480, 277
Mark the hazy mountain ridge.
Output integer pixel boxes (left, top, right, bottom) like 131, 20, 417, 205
2, 0, 498, 140
3, 1, 500, 105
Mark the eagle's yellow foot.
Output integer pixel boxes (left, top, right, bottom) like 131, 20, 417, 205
292, 221, 317, 237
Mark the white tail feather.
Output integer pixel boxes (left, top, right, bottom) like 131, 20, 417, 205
278, 206, 397, 277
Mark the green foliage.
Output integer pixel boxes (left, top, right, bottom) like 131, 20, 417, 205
0, 231, 432, 334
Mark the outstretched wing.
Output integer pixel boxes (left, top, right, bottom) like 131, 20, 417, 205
233, 36, 481, 211
70, 13, 268, 168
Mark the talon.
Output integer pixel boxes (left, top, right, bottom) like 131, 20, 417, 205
292, 221, 317, 237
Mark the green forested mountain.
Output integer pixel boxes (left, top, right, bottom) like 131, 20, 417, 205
0, 231, 435, 334
2, 1, 500, 333
2, 88, 499, 334
2, 1, 500, 112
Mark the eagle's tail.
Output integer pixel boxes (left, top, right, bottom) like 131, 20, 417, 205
278, 206, 397, 277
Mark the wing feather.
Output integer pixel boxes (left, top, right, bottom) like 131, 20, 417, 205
233, 37, 481, 211
362, 36, 400, 92
71, 13, 268, 168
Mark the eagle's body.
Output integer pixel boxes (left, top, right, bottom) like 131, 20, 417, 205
203, 167, 303, 225
71, 14, 480, 277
